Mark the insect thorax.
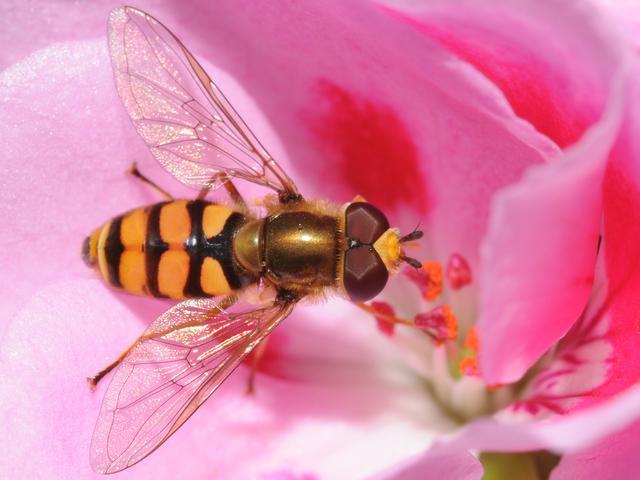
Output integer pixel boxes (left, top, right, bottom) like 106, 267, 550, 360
234, 211, 339, 292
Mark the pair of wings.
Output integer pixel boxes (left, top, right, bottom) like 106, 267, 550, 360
91, 6, 299, 474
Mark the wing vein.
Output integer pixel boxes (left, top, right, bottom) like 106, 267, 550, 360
109, 6, 297, 194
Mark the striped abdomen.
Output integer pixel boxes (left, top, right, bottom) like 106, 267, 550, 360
82, 200, 253, 299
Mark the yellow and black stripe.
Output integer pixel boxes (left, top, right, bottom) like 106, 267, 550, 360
83, 200, 252, 299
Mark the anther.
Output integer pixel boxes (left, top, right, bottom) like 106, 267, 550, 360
447, 253, 472, 290
459, 357, 480, 376
369, 301, 396, 336
458, 327, 480, 376
463, 327, 479, 352
414, 304, 458, 344
405, 260, 443, 301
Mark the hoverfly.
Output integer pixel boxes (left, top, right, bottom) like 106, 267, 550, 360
85, 6, 423, 474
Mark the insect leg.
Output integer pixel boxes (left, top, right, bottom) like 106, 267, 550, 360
87, 338, 141, 389
245, 336, 270, 395
128, 162, 173, 200
87, 294, 238, 389
197, 172, 246, 207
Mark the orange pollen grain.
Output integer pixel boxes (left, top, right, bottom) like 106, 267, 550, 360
441, 304, 458, 340
464, 327, 479, 353
458, 327, 481, 377
459, 356, 480, 376
422, 261, 443, 301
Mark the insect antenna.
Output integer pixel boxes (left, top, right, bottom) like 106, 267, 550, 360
399, 231, 424, 243
400, 255, 422, 269
400, 223, 424, 267
399, 222, 423, 243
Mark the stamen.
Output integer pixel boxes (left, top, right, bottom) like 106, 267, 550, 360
356, 302, 416, 335
405, 260, 443, 301
459, 357, 480, 376
464, 326, 479, 351
414, 304, 458, 344
446, 253, 472, 290
357, 301, 459, 345
458, 327, 480, 376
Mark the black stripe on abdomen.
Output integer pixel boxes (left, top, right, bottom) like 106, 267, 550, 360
183, 201, 252, 297
183, 200, 207, 297
145, 203, 169, 297
104, 216, 124, 288
211, 212, 249, 290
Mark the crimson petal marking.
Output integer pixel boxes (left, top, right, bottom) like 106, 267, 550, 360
511, 266, 612, 416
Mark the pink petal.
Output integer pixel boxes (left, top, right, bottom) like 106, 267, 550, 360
382, 0, 633, 386
383, 0, 628, 148
441, 384, 640, 455
0, 281, 167, 480
508, 261, 613, 415
591, 61, 640, 398
477, 72, 625, 384
0, 280, 446, 479
0, 39, 175, 337
373, 446, 483, 480
441, 65, 640, 450
0, 1, 174, 69
550, 418, 640, 480
592, 0, 640, 50
515, 63, 640, 409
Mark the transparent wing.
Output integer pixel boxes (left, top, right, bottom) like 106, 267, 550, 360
90, 297, 295, 474
108, 6, 298, 196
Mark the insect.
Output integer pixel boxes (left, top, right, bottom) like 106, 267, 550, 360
85, 6, 423, 474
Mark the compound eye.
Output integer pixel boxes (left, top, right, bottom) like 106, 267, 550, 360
344, 246, 389, 302
346, 202, 390, 244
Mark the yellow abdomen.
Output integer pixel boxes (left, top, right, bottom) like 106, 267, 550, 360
83, 200, 252, 299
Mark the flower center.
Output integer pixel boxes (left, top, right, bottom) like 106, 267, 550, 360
359, 252, 513, 420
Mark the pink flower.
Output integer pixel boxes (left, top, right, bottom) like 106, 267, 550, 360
1, 1, 639, 479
